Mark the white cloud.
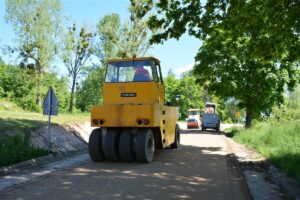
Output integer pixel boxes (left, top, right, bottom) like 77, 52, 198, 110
174, 62, 195, 78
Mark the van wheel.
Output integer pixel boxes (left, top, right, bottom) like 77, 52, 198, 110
119, 129, 135, 162
171, 125, 180, 149
135, 129, 155, 163
88, 128, 104, 161
102, 128, 119, 161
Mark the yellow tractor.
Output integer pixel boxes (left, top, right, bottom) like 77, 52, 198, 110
88, 57, 180, 163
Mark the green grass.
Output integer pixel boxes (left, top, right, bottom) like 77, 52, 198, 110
0, 110, 90, 130
0, 99, 22, 111
0, 130, 48, 168
233, 121, 300, 183
0, 102, 90, 167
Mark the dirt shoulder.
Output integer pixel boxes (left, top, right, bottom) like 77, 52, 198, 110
179, 122, 300, 199
0, 122, 93, 176
226, 137, 300, 200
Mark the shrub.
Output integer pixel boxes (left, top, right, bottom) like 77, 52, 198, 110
0, 130, 48, 167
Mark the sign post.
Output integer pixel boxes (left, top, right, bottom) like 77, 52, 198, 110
235, 111, 241, 123
43, 86, 59, 153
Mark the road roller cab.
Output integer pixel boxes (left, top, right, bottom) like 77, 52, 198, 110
89, 57, 180, 163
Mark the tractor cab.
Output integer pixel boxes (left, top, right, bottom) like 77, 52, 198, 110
102, 57, 165, 105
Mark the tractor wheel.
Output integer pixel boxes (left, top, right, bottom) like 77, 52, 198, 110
102, 128, 119, 161
119, 129, 135, 162
171, 125, 180, 149
135, 129, 155, 163
216, 125, 220, 133
88, 128, 104, 161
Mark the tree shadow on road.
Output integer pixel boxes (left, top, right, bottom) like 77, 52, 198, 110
0, 145, 251, 200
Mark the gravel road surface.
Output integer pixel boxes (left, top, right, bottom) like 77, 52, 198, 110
0, 128, 251, 200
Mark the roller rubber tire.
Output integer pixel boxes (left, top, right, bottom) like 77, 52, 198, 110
102, 128, 119, 161
135, 129, 155, 163
119, 129, 135, 162
88, 128, 104, 161
171, 125, 180, 149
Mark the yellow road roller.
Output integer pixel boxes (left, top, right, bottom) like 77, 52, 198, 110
88, 57, 180, 163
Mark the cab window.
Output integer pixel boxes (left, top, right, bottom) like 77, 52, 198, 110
105, 60, 153, 83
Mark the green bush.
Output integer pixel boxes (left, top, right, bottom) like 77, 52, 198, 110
0, 130, 48, 167
234, 122, 300, 183
0, 63, 70, 112
269, 105, 300, 122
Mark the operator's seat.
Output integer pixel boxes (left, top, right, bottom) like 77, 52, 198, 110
133, 66, 150, 82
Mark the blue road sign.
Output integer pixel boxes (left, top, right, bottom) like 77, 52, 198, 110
43, 86, 58, 116
43, 86, 59, 153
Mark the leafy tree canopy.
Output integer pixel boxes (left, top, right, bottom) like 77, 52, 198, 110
163, 73, 204, 119
0, 63, 69, 112
63, 24, 95, 112
76, 66, 105, 112
5, 0, 63, 106
149, 0, 300, 126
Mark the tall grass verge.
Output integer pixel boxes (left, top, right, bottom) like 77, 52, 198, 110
0, 129, 48, 167
233, 121, 300, 183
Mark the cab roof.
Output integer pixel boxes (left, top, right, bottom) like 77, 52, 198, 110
205, 102, 217, 108
188, 109, 200, 111
107, 57, 160, 64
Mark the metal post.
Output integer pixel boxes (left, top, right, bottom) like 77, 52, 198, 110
48, 113, 51, 153
48, 88, 52, 153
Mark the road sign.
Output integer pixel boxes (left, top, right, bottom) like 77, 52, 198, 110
43, 86, 59, 153
43, 86, 58, 115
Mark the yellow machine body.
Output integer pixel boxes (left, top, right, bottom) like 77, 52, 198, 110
91, 57, 179, 148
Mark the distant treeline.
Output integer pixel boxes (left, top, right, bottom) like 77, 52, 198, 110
0, 60, 69, 112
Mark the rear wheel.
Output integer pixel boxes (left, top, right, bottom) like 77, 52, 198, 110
135, 129, 155, 163
216, 124, 220, 132
102, 128, 119, 161
119, 129, 135, 162
88, 128, 104, 161
171, 125, 180, 149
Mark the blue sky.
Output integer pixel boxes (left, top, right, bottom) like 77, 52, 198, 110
0, 0, 201, 77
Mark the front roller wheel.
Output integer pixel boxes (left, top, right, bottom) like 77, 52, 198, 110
102, 128, 119, 161
88, 128, 104, 161
171, 124, 180, 149
119, 129, 135, 162
135, 129, 155, 163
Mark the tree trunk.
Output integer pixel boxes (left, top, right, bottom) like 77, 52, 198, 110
69, 74, 76, 113
245, 109, 253, 128
36, 65, 43, 107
